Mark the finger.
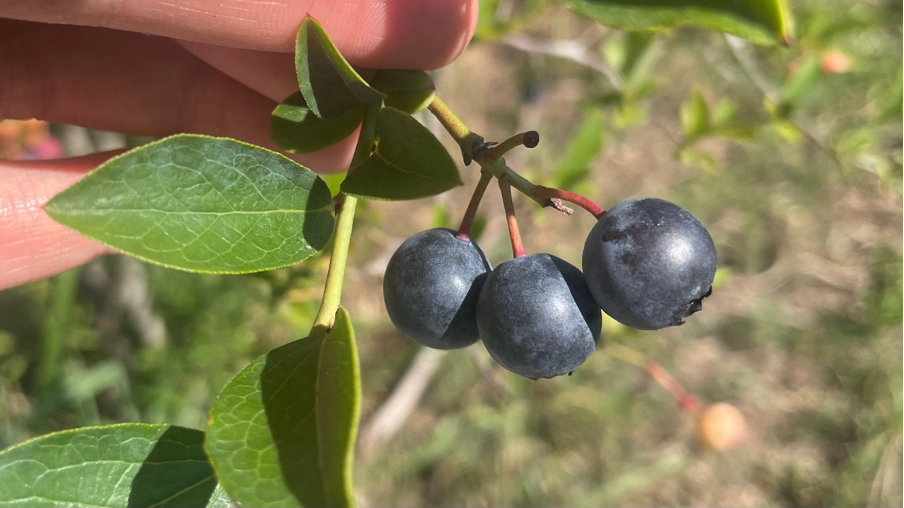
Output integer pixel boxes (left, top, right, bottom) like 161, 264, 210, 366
1, 0, 478, 70
0, 153, 115, 290
177, 42, 298, 102
0, 20, 357, 172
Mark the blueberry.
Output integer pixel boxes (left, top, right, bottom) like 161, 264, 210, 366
582, 198, 716, 330
383, 228, 491, 349
477, 253, 601, 379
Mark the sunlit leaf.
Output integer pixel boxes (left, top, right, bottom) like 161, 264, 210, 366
0, 424, 224, 508
777, 56, 821, 116
371, 70, 436, 114
206, 307, 360, 508
269, 92, 363, 154
681, 90, 711, 139
296, 17, 384, 119
556, 0, 794, 45
341, 108, 461, 200
551, 109, 605, 191
46, 135, 335, 274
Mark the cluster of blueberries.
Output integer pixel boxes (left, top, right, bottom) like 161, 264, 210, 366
383, 198, 717, 379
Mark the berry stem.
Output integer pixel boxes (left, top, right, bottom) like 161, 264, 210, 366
426, 94, 567, 214
456, 172, 492, 241
533, 186, 605, 219
499, 176, 526, 258
310, 194, 358, 336
605, 344, 702, 414
482, 131, 540, 160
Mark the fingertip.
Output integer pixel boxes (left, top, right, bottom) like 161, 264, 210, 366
334, 0, 479, 69
0, 154, 116, 290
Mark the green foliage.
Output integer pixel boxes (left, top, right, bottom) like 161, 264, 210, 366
681, 90, 711, 139
270, 92, 363, 154
776, 56, 822, 117
206, 308, 360, 508
371, 70, 436, 114
548, 109, 606, 192
296, 17, 384, 119
475, 0, 546, 40
0, 423, 230, 507
556, 0, 794, 45
342, 108, 461, 200
46, 135, 335, 274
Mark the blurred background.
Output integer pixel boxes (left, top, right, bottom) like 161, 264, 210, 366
1, 0, 901, 505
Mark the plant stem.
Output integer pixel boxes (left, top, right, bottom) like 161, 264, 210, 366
533, 185, 605, 219
605, 344, 701, 414
499, 176, 526, 258
310, 194, 358, 335
456, 172, 492, 241
484, 131, 539, 159
349, 100, 382, 171
427, 96, 483, 164
427, 95, 567, 213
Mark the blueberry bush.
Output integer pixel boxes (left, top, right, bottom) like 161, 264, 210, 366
2, 0, 901, 506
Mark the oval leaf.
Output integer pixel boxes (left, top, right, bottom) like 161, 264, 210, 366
556, 0, 794, 45
0, 423, 226, 508
270, 92, 363, 154
205, 307, 361, 508
341, 107, 461, 200
296, 17, 385, 119
371, 70, 436, 114
45, 135, 335, 274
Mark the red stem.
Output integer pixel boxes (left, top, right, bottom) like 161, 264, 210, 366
645, 360, 701, 415
456, 173, 492, 241
533, 186, 605, 219
499, 176, 526, 258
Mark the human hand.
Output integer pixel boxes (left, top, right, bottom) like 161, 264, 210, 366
0, 0, 477, 290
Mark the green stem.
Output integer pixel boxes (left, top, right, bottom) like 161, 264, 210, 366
427, 96, 484, 165
427, 96, 557, 211
350, 100, 382, 171
310, 194, 358, 335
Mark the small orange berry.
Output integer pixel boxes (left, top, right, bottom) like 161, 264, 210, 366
820, 51, 851, 74
697, 403, 747, 451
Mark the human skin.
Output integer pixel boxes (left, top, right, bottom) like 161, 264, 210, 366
0, 0, 478, 290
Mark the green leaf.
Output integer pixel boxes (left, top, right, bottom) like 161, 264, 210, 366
341, 107, 461, 200
555, 0, 794, 45
551, 109, 605, 191
0, 423, 223, 507
296, 17, 384, 119
681, 90, 711, 139
712, 99, 738, 128
206, 307, 361, 508
371, 70, 436, 114
270, 92, 363, 154
777, 56, 821, 115
46, 135, 335, 274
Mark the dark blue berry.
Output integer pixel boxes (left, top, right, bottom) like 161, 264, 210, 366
383, 228, 490, 349
477, 253, 601, 379
582, 198, 716, 330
